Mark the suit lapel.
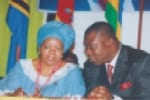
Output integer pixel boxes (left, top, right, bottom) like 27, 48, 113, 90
111, 46, 131, 92
101, 64, 111, 89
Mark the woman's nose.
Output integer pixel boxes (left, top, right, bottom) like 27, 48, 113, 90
49, 48, 56, 53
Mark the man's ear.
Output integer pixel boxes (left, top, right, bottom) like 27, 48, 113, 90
106, 37, 113, 46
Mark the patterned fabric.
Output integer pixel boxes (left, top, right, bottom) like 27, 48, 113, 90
0, 59, 85, 97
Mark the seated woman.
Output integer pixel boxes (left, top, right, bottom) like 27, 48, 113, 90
0, 20, 85, 98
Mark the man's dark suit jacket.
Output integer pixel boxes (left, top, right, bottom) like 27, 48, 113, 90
83, 45, 150, 100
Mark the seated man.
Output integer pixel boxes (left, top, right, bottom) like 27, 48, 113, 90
83, 21, 150, 100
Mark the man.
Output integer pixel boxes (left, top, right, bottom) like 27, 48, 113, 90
83, 21, 150, 100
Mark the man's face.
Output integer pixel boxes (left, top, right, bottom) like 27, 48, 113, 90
84, 32, 110, 65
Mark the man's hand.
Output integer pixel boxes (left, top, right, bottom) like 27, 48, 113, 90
32, 88, 42, 98
87, 86, 112, 100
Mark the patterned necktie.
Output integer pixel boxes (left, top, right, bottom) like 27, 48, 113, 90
107, 64, 113, 84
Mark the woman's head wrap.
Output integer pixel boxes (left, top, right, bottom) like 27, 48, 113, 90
37, 20, 75, 52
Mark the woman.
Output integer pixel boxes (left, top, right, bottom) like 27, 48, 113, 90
0, 21, 85, 98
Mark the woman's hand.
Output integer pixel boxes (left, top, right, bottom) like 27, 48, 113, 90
5, 88, 27, 97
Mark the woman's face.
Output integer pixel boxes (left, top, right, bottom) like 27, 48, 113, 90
39, 38, 64, 67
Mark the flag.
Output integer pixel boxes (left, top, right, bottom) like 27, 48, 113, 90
132, 0, 150, 11
6, 0, 30, 73
38, 0, 90, 12
55, 0, 75, 24
105, 0, 124, 40
98, 0, 108, 10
